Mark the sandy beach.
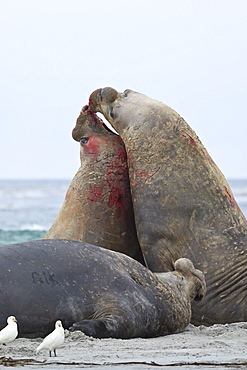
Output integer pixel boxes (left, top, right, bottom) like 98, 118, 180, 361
1, 322, 247, 369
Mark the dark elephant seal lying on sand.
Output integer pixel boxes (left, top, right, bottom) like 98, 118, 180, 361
44, 107, 144, 265
89, 87, 247, 326
0, 239, 205, 338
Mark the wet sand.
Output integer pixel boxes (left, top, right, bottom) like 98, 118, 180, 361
1, 322, 247, 369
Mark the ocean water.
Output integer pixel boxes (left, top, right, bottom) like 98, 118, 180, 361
0, 179, 70, 246
0, 179, 247, 247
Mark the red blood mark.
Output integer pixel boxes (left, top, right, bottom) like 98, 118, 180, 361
108, 187, 123, 210
115, 146, 127, 164
224, 186, 236, 208
84, 142, 128, 222
181, 132, 197, 147
82, 137, 101, 160
108, 186, 124, 221
81, 104, 94, 117
84, 139, 128, 222
107, 147, 128, 183
86, 109, 95, 117
189, 137, 197, 147
87, 99, 102, 121
83, 101, 102, 120
88, 185, 103, 202
105, 146, 129, 220
139, 170, 149, 178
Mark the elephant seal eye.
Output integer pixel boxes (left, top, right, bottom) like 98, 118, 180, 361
80, 137, 89, 144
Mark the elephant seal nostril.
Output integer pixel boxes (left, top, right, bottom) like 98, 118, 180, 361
82, 105, 89, 112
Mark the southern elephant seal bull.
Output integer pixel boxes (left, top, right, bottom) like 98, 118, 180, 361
88, 87, 247, 326
44, 107, 144, 265
0, 239, 205, 338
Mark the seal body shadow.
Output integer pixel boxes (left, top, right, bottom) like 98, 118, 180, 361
89, 87, 247, 325
44, 107, 144, 264
0, 239, 205, 338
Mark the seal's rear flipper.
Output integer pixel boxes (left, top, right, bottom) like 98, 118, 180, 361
69, 319, 112, 338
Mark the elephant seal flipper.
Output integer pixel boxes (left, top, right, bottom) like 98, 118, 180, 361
88, 87, 247, 325
70, 257, 206, 339
44, 106, 144, 265
70, 319, 110, 338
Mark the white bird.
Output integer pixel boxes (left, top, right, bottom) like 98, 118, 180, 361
0, 316, 18, 345
36, 320, 64, 357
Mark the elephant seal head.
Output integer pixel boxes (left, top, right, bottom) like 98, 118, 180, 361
173, 258, 206, 301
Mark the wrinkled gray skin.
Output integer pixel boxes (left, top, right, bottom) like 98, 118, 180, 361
0, 239, 205, 338
89, 87, 247, 326
44, 107, 144, 265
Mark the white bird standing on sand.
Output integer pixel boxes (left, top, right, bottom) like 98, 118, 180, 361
36, 320, 64, 357
0, 316, 18, 345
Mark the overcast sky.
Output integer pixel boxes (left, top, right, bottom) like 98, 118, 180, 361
1, 0, 246, 180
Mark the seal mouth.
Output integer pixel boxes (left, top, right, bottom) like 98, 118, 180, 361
85, 102, 117, 135
72, 104, 117, 142
101, 120, 117, 134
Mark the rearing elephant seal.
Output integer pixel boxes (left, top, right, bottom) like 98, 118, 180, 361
44, 107, 144, 265
0, 239, 205, 338
89, 87, 247, 326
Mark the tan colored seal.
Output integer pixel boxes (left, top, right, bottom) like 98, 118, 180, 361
44, 106, 144, 264
89, 87, 247, 325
